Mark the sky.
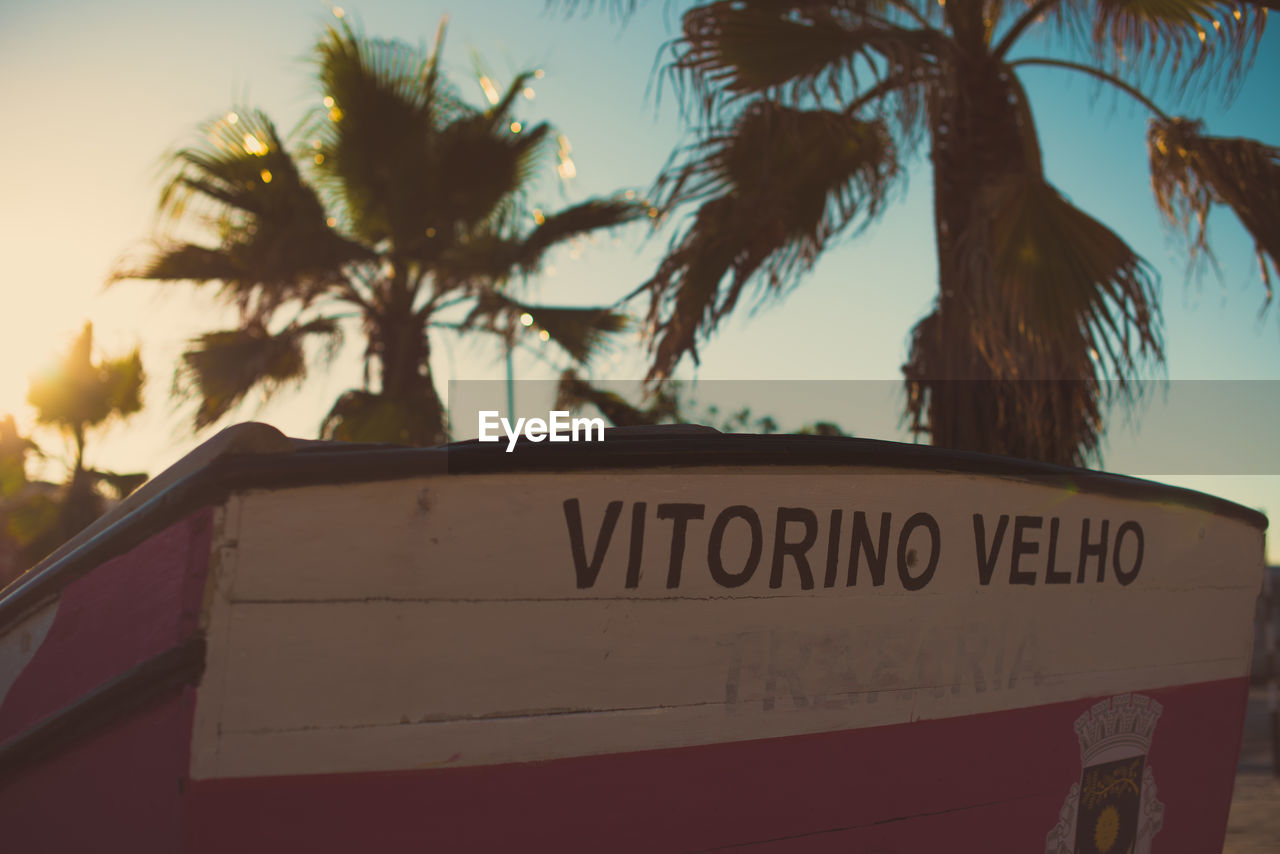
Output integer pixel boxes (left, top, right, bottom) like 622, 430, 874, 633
1, 0, 1278, 559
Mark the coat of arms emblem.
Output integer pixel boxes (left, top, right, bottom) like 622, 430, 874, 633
1046, 693, 1165, 853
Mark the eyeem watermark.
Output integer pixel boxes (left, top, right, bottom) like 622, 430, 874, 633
478, 411, 606, 452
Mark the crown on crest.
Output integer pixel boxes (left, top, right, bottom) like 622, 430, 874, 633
1073, 693, 1162, 764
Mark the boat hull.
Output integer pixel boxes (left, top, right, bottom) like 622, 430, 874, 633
0, 437, 1266, 851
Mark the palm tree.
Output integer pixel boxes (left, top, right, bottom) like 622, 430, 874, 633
2, 323, 148, 577
27, 323, 144, 482
117, 18, 645, 445
564, 0, 1277, 465
26, 323, 147, 544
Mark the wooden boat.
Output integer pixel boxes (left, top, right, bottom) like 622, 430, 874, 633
0, 423, 1266, 852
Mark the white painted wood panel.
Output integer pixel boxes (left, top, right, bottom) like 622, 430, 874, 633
227, 471, 1260, 602
189, 468, 1263, 780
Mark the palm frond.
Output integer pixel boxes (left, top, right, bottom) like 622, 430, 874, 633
120, 243, 241, 285
526, 306, 629, 363
316, 19, 449, 117
432, 196, 645, 287
177, 318, 341, 430
119, 108, 370, 321
433, 118, 553, 232
643, 99, 898, 379
1061, 0, 1263, 95
308, 19, 562, 250
976, 177, 1162, 381
512, 196, 648, 273
465, 291, 628, 363
483, 72, 538, 129
670, 0, 942, 120
159, 109, 332, 236
308, 19, 463, 247
1148, 116, 1280, 304
906, 173, 1163, 464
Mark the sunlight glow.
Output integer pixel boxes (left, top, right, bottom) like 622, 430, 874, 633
323, 96, 335, 108
242, 134, 269, 156
510, 121, 522, 133
326, 217, 337, 227
329, 107, 343, 121
226, 112, 239, 125
533, 69, 545, 79
520, 312, 534, 327
1234, 9, 1243, 19
260, 169, 272, 183
333, 6, 345, 19
522, 87, 535, 99
425, 227, 436, 237
532, 208, 546, 225
556, 134, 576, 180
314, 153, 324, 164
479, 76, 500, 105
539, 330, 550, 342
1198, 29, 1207, 41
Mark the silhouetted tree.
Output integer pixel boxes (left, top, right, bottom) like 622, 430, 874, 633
563, 0, 1277, 465
118, 18, 645, 445
28, 323, 143, 480
18, 323, 147, 567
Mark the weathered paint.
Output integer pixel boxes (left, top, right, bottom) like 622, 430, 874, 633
0, 600, 58, 708
190, 472, 1259, 781
180, 678, 1246, 853
0, 509, 213, 743
0, 450, 1265, 852
0, 510, 214, 852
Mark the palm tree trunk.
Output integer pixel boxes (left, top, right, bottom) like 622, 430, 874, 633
374, 297, 447, 447
72, 423, 86, 479
922, 55, 1032, 457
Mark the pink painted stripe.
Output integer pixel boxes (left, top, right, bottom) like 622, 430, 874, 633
184, 677, 1249, 852
0, 509, 213, 743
